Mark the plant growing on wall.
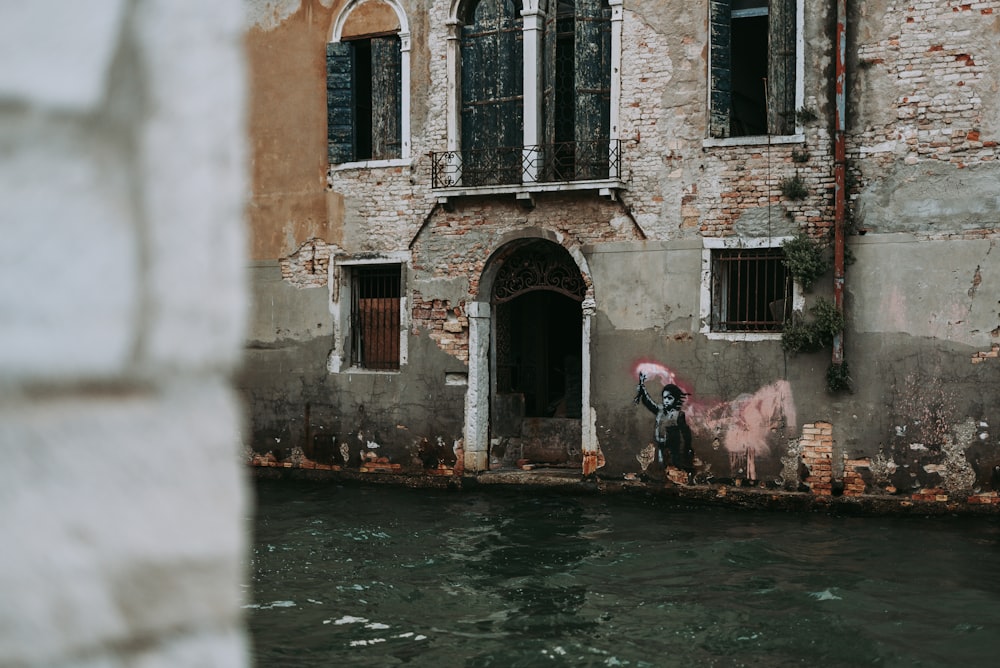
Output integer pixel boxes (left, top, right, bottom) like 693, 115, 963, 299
781, 298, 844, 354
796, 106, 819, 124
791, 148, 810, 163
826, 361, 852, 393
781, 233, 830, 291
780, 175, 808, 201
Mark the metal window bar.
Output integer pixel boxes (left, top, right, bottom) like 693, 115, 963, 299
430, 140, 620, 188
713, 248, 790, 332
351, 265, 401, 369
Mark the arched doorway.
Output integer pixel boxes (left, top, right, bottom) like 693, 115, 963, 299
488, 240, 584, 468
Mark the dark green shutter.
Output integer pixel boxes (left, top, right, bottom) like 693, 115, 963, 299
768, 0, 796, 135
541, 0, 557, 149
574, 0, 611, 178
327, 41, 355, 163
709, 0, 732, 138
461, 0, 523, 186
371, 36, 402, 160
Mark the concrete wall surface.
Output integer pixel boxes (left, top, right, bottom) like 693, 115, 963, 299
0, 2, 250, 666
241, 0, 1000, 509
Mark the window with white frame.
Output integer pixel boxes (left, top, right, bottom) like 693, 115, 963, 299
709, 0, 798, 138
330, 259, 408, 373
709, 246, 791, 332
350, 264, 402, 369
700, 239, 802, 337
328, 0, 410, 165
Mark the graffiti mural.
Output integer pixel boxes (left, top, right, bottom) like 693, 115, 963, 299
631, 361, 797, 481
633, 373, 694, 472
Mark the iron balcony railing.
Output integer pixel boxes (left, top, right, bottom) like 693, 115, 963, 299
430, 140, 622, 189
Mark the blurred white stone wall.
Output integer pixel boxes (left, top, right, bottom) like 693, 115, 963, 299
0, 2, 249, 666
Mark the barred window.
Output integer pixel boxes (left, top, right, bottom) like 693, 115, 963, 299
350, 265, 402, 369
710, 247, 791, 332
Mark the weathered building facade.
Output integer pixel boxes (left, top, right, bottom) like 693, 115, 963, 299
241, 0, 1000, 507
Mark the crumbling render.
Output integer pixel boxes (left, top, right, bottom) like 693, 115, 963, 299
411, 292, 469, 362
280, 238, 335, 288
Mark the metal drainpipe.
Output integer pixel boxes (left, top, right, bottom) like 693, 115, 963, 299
832, 0, 847, 366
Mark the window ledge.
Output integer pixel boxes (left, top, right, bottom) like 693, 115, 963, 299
433, 178, 627, 204
702, 134, 805, 149
701, 331, 783, 342
344, 368, 402, 375
330, 157, 411, 171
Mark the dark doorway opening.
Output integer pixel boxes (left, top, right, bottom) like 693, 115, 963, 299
500, 291, 581, 418
488, 240, 586, 468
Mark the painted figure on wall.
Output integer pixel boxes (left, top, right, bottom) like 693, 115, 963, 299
634, 372, 694, 472
631, 361, 797, 481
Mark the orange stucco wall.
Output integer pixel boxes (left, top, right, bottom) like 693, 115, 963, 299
245, 2, 345, 260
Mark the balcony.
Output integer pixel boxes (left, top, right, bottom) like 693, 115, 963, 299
430, 140, 625, 204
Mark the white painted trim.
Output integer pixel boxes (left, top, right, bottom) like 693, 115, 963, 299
330, 158, 411, 171
521, 7, 543, 183
335, 250, 412, 266
609, 0, 623, 178
698, 236, 805, 340
463, 301, 490, 472
331, 0, 411, 42
433, 177, 626, 201
702, 133, 805, 148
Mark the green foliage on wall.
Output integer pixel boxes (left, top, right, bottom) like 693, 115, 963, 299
781, 298, 844, 354
826, 361, 852, 393
781, 233, 830, 291
780, 175, 809, 201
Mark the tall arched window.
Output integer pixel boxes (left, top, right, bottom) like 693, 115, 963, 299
437, 0, 618, 189
541, 0, 611, 180
460, 0, 524, 185
328, 0, 411, 164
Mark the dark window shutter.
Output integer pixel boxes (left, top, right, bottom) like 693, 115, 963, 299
541, 0, 557, 148
574, 0, 611, 178
768, 0, 796, 135
371, 35, 402, 160
709, 0, 732, 138
327, 41, 355, 163
461, 0, 523, 185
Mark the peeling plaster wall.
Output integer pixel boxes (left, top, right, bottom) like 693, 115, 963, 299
242, 0, 1000, 506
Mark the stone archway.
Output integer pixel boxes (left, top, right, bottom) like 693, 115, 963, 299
463, 235, 599, 474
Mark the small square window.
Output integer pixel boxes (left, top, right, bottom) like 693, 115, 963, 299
710, 247, 791, 332
350, 264, 402, 369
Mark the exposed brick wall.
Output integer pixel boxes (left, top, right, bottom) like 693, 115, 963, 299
411, 293, 470, 363
971, 342, 1000, 363
698, 136, 836, 239
842, 457, 870, 497
413, 196, 637, 287
852, 2, 998, 170
800, 421, 834, 496
280, 238, 333, 287
326, 164, 428, 252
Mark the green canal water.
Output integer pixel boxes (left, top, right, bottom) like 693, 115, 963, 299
247, 479, 1000, 667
